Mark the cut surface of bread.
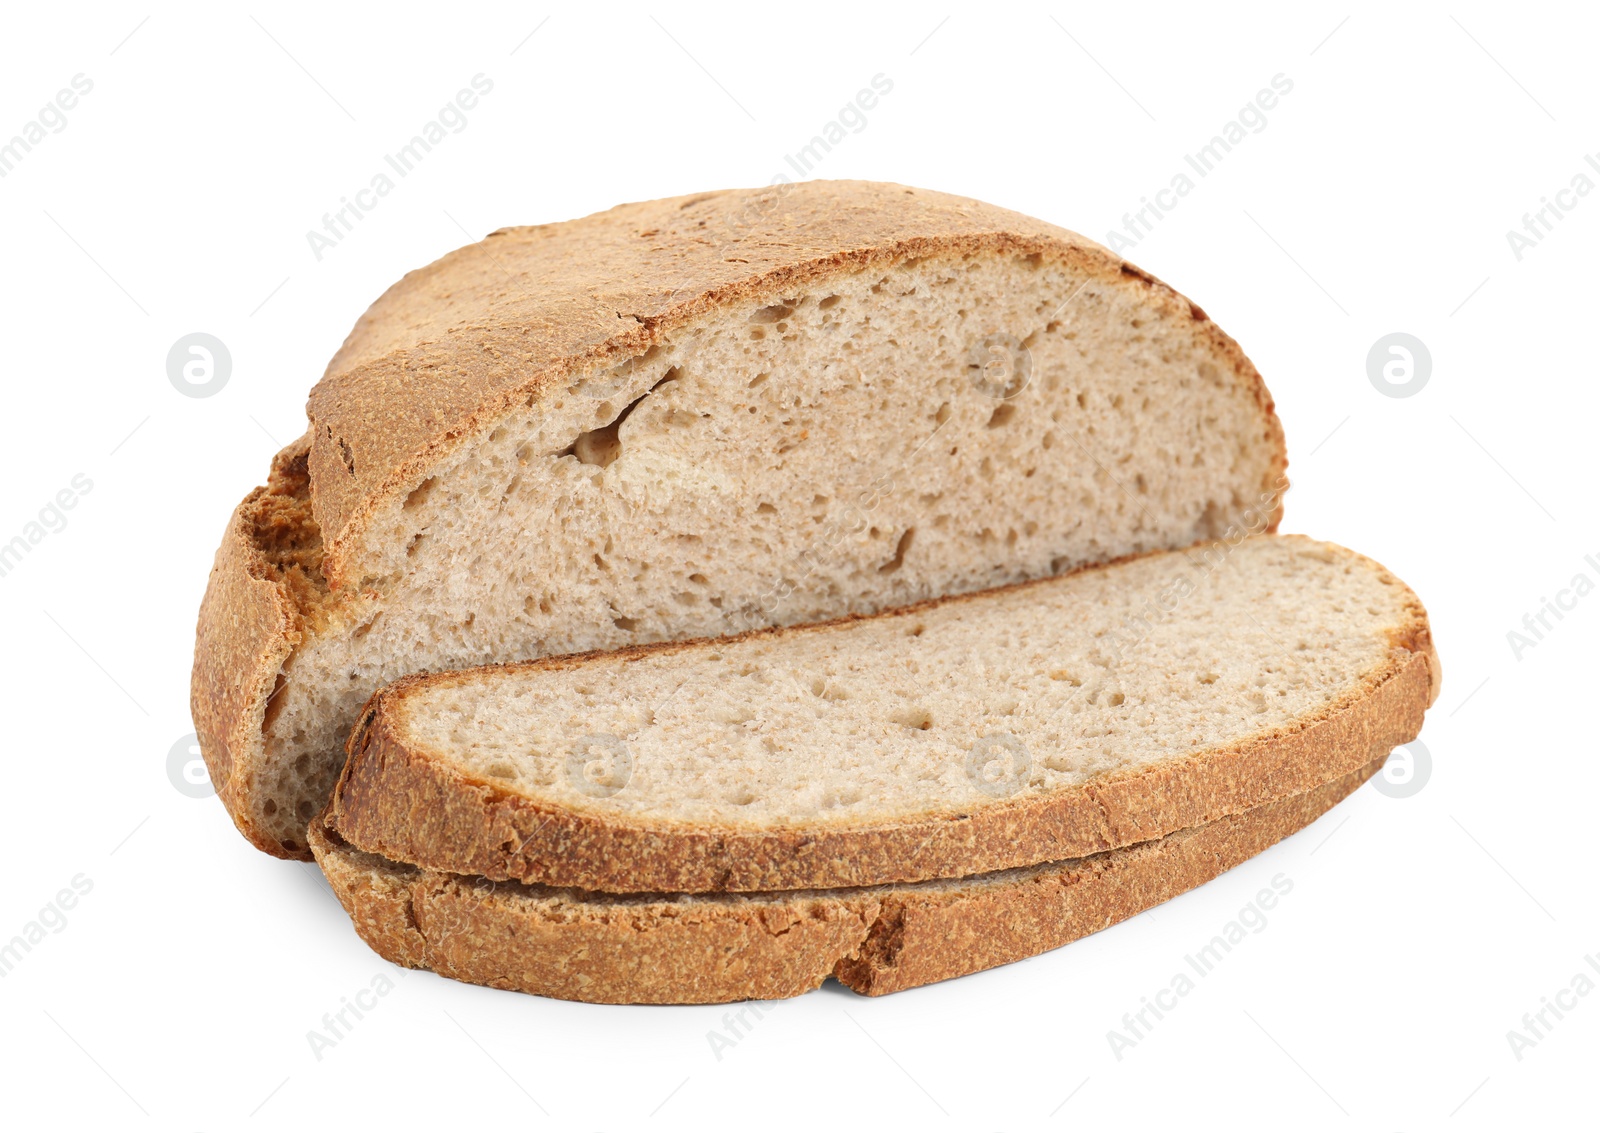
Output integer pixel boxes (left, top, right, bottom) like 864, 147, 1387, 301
312, 757, 1382, 1004
192, 181, 1288, 857
330, 536, 1437, 892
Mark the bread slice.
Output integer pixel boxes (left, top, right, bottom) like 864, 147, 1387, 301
312, 757, 1382, 1003
329, 536, 1437, 892
193, 181, 1289, 858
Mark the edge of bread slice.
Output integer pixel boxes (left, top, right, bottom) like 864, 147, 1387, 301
311, 757, 1382, 1004
328, 536, 1438, 893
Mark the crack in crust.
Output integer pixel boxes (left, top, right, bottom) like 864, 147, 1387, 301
190, 436, 323, 853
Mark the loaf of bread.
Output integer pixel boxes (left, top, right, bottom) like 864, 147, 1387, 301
328, 536, 1437, 892
310, 758, 1382, 1003
193, 182, 1288, 858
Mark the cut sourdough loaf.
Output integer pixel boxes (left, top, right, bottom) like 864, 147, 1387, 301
193, 180, 1289, 858
329, 535, 1438, 892
311, 756, 1384, 1004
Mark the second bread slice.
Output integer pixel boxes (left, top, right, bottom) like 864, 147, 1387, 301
313, 758, 1383, 1003
329, 535, 1437, 892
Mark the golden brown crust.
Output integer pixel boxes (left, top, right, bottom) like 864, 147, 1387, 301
190, 437, 315, 856
311, 759, 1380, 1004
836, 757, 1378, 996
302, 181, 1285, 588
310, 822, 883, 1005
329, 538, 1437, 893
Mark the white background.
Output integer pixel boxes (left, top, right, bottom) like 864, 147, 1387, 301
0, 2, 1593, 1129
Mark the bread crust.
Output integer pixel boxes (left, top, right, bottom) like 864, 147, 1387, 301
195, 181, 1289, 859
329, 538, 1438, 892
301, 180, 1286, 590
311, 758, 1381, 1004
190, 437, 314, 854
